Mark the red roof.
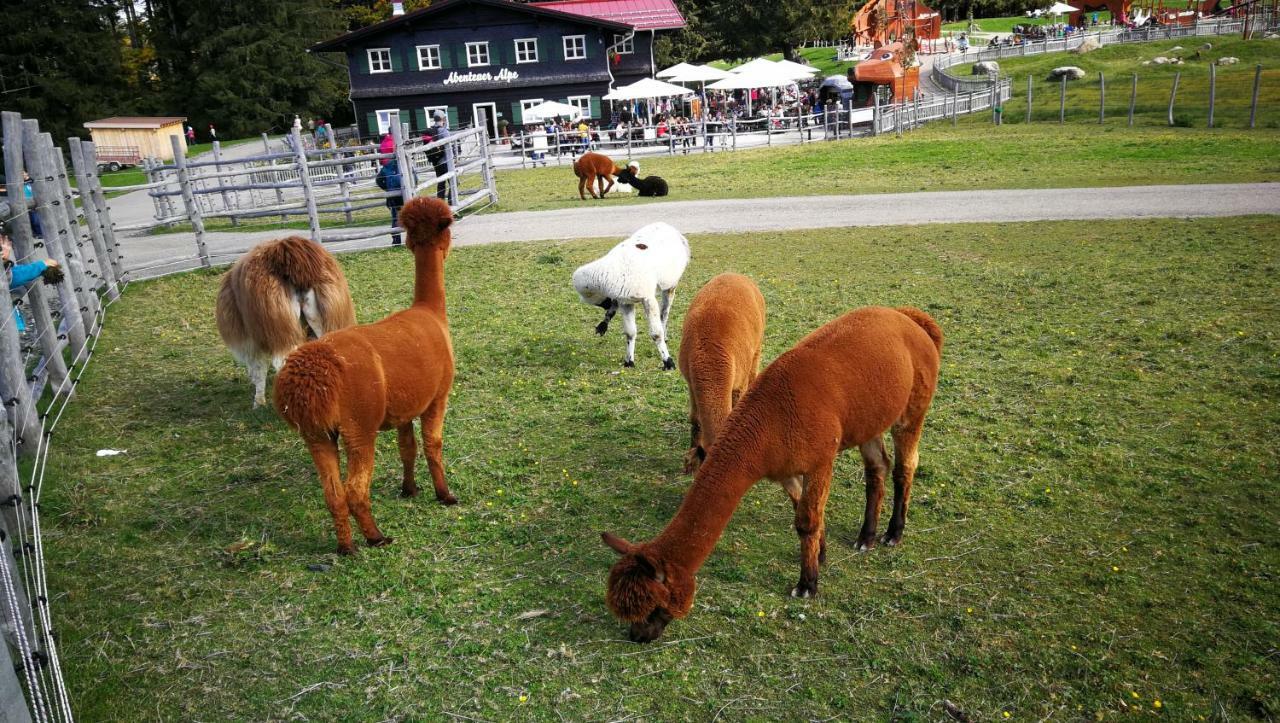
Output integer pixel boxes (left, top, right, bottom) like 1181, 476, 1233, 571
530, 0, 685, 30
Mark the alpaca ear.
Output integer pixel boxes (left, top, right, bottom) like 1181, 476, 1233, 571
601, 531, 634, 556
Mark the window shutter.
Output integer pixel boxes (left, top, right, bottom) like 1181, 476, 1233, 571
366, 112, 378, 136
538, 37, 549, 63
512, 102, 523, 125
557, 36, 566, 61
586, 34, 596, 59
391, 48, 404, 72
415, 108, 428, 130
398, 109, 411, 132
447, 107, 458, 129
354, 50, 369, 75
589, 96, 600, 119
404, 46, 415, 71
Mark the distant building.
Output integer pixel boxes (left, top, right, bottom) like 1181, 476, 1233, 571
82, 116, 188, 162
310, 0, 684, 138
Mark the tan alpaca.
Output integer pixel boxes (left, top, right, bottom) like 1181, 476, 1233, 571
604, 306, 943, 642
678, 273, 766, 474
215, 236, 355, 407
273, 198, 458, 554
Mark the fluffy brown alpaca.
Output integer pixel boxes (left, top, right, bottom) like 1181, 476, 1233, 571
573, 151, 623, 200
215, 236, 356, 407
604, 306, 943, 642
273, 197, 458, 554
678, 273, 766, 474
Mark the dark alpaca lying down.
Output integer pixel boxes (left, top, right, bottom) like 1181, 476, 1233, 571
616, 164, 669, 197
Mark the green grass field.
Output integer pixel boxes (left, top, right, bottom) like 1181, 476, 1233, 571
942, 13, 1113, 33
956, 36, 1280, 127
43, 217, 1280, 720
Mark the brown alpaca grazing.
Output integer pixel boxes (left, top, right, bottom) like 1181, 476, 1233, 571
215, 236, 356, 407
573, 151, 623, 200
678, 273, 766, 474
603, 306, 943, 642
273, 197, 458, 554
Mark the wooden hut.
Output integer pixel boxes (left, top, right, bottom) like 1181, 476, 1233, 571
82, 116, 188, 164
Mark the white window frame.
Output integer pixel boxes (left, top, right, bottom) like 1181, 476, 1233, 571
416, 45, 441, 70
367, 47, 393, 74
567, 95, 592, 119
520, 98, 545, 124
612, 34, 633, 54
466, 41, 490, 68
563, 35, 586, 60
375, 108, 400, 135
514, 37, 539, 64
424, 106, 449, 127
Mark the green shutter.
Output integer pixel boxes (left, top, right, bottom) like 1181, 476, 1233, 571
366, 112, 378, 136
586, 33, 596, 59
512, 102, 523, 125
399, 110, 411, 132
441, 45, 453, 69
447, 107, 458, 129
391, 47, 404, 72
537, 37, 548, 63
589, 96, 600, 119
353, 49, 369, 74
556, 36, 565, 61
415, 108, 427, 130
404, 46, 415, 71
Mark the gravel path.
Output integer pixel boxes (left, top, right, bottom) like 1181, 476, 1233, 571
118, 183, 1280, 279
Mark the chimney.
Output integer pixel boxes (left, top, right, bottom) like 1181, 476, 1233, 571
392, 1, 405, 15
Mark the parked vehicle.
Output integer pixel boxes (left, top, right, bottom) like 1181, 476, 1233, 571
95, 145, 141, 173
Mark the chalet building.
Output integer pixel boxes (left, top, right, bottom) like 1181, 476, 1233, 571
310, 0, 685, 138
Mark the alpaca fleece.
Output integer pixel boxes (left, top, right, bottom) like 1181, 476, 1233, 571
605, 306, 943, 642
215, 235, 355, 407
678, 273, 766, 474
573, 151, 623, 200
615, 165, 669, 197
274, 197, 459, 554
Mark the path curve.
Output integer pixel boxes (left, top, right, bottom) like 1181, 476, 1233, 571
121, 183, 1280, 278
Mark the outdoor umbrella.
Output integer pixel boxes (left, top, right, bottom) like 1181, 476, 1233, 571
522, 100, 583, 123
775, 59, 821, 79
603, 77, 695, 100
728, 57, 785, 75
667, 65, 733, 119
1046, 1, 1079, 15
708, 63, 800, 114
656, 61, 700, 79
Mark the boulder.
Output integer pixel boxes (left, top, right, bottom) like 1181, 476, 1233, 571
1152, 56, 1171, 64
972, 60, 1001, 75
1072, 36, 1102, 54
1217, 56, 1239, 65
1047, 66, 1087, 81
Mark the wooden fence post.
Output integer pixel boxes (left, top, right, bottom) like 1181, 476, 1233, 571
953, 86, 959, 126
32, 131, 95, 341
1207, 62, 1216, 128
390, 120, 415, 209
67, 138, 119, 301
1, 113, 71, 394
264, 132, 288, 222
1250, 64, 1262, 129
290, 127, 322, 242
1060, 75, 1067, 124
142, 158, 163, 220
1027, 75, 1034, 123
326, 123, 353, 224
210, 141, 237, 227
170, 135, 210, 267
79, 142, 126, 286
51, 142, 101, 318
1129, 73, 1138, 127
1099, 72, 1106, 124
480, 125, 499, 205
1168, 70, 1181, 126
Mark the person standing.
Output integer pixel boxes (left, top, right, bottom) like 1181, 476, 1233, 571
427, 110, 451, 201
186, 125, 196, 144
208, 124, 217, 140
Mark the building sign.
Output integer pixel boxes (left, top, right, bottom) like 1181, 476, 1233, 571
443, 68, 520, 85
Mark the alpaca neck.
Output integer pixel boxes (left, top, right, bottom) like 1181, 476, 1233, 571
411, 246, 447, 313
649, 443, 767, 574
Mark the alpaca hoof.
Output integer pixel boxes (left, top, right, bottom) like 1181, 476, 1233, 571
367, 536, 394, 548
401, 486, 420, 498
336, 544, 357, 556
662, 357, 676, 371
856, 537, 878, 552
595, 321, 609, 336
789, 583, 817, 598
438, 493, 458, 506
622, 359, 635, 368
882, 531, 903, 548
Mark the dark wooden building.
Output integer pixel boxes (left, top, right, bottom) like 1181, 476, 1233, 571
310, 0, 685, 138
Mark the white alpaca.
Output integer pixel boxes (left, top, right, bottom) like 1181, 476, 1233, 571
572, 222, 690, 369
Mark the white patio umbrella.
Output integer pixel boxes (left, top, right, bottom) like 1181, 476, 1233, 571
667, 64, 732, 83
708, 63, 800, 114
603, 77, 695, 100
656, 61, 700, 79
775, 58, 820, 79
522, 100, 582, 123
1046, 1, 1079, 16
728, 57, 784, 75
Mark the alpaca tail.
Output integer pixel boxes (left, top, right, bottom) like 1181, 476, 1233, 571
259, 235, 339, 291
273, 342, 346, 437
897, 307, 944, 353
214, 273, 247, 353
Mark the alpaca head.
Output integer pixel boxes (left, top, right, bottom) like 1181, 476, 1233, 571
602, 532, 694, 643
571, 263, 611, 307
614, 167, 635, 185
398, 197, 454, 256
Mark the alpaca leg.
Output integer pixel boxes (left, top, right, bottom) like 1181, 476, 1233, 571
308, 439, 354, 554
397, 423, 419, 498
420, 397, 458, 505
342, 435, 391, 547
300, 289, 324, 339
855, 437, 890, 551
883, 421, 924, 547
578, 174, 587, 200
791, 461, 833, 598
658, 287, 676, 331
682, 402, 703, 474
641, 296, 675, 370
600, 174, 614, 197
620, 303, 637, 367
248, 356, 268, 408
596, 302, 617, 336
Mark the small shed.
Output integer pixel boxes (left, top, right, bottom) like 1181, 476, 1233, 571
82, 116, 188, 163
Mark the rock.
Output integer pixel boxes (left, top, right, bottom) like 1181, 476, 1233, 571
1200, 42, 1212, 50
972, 60, 1001, 75
1217, 56, 1239, 65
307, 563, 332, 573
1072, 37, 1101, 54
1047, 66, 1086, 81
1152, 56, 1170, 64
